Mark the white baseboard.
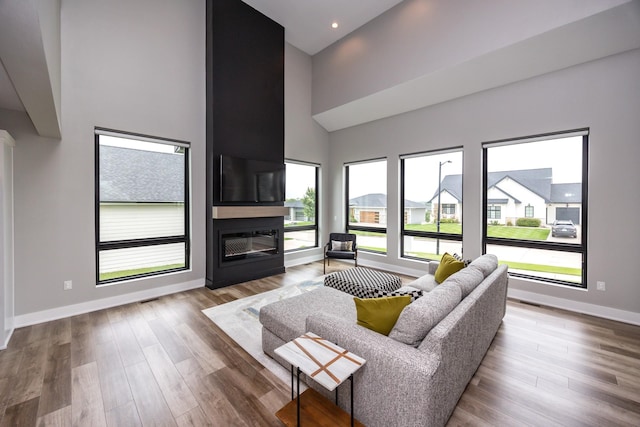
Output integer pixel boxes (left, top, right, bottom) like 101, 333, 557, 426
284, 253, 323, 268
1, 328, 14, 350
14, 278, 205, 328
508, 288, 640, 326
357, 258, 426, 280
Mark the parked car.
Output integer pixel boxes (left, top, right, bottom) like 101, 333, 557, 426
552, 220, 577, 238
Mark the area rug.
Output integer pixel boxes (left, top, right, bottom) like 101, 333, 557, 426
202, 279, 323, 385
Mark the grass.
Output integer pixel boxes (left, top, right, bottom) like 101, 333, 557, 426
284, 221, 314, 227
405, 251, 580, 278
404, 224, 550, 240
500, 260, 581, 276
100, 263, 185, 282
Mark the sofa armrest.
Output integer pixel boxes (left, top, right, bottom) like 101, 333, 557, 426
306, 313, 441, 427
428, 260, 439, 275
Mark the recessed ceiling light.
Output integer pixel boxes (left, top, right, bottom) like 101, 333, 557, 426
331, 22, 339, 29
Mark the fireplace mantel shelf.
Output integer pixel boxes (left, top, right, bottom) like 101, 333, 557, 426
212, 206, 289, 219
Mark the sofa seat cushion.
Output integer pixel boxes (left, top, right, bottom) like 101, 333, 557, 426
259, 286, 355, 343
405, 274, 438, 292
388, 283, 462, 347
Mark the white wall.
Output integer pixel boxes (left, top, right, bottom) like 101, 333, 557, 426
328, 48, 640, 319
283, 43, 330, 266
312, 0, 630, 115
0, 0, 205, 319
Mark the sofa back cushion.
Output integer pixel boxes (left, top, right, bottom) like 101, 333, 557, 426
468, 254, 498, 278
388, 283, 462, 347
442, 266, 484, 298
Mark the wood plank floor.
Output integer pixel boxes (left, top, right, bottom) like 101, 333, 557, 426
1, 261, 639, 426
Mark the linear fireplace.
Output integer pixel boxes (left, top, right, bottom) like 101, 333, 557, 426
221, 229, 279, 263
207, 216, 285, 289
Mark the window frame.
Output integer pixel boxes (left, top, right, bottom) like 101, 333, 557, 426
482, 129, 588, 288
525, 204, 534, 218
487, 205, 501, 220
400, 148, 463, 262
284, 159, 319, 252
95, 127, 191, 285
345, 158, 388, 254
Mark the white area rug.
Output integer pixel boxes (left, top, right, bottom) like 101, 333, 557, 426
202, 279, 323, 385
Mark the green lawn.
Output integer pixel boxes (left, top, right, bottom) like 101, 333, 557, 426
405, 224, 550, 240
100, 264, 185, 282
404, 251, 580, 278
285, 221, 314, 227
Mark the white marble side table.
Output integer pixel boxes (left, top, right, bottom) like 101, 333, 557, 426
274, 332, 366, 426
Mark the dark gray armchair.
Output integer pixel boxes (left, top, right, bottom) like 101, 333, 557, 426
324, 232, 358, 274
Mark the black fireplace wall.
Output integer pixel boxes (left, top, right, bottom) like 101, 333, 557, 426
206, 0, 285, 289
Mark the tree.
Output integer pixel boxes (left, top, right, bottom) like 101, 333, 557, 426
302, 187, 315, 221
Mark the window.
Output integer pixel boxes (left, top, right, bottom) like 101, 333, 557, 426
525, 204, 534, 218
487, 205, 501, 220
96, 128, 190, 284
346, 159, 387, 254
284, 161, 319, 251
442, 204, 456, 215
401, 149, 463, 261
483, 129, 587, 287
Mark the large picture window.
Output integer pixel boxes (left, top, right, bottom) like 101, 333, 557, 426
483, 129, 587, 287
284, 161, 319, 251
401, 149, 463, 261
346, 159, 387, 254
96, 128, 190, 284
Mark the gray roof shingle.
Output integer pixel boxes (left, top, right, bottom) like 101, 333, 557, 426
349, 193, 425, 208
100, 145, 185, 203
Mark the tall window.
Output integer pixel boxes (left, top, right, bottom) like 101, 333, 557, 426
483, 129, 587, 287
346, 159, 387, 254
401, 149, 463, 261
284, 161, 318, 251
96, 128, 190, 284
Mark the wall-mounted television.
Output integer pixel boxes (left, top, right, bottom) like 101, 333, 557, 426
220, 155, 285, 203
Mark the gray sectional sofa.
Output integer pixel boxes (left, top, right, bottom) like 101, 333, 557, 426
260, 254, 508, 427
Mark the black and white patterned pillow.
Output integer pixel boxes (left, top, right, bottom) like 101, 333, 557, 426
331, 240, 353, 251
365, 288, 423, 302
452, 253, 472, 267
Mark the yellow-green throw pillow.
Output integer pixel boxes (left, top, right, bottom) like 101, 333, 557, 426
354, 295, 412, 336
434, 252, 465, 284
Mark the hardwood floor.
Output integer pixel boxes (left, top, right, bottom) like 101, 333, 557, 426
1, 261, 639, 426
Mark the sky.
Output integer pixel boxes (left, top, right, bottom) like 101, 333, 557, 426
285, 135, 583, 202
285, 162, 317, 199
100, 134, 177, 154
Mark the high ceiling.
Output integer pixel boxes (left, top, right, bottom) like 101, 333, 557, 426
241, 0, 404, 55
0, 0, 403, 115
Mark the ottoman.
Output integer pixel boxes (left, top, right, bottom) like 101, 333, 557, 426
324, 267, 402, 298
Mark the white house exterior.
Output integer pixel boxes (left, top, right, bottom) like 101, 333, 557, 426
432, 168, 582, 226
349, 193, 426, 226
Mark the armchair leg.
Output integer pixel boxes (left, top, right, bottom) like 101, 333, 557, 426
324, 257, 326, 274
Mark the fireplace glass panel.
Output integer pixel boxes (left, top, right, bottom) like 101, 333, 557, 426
221, 229, 279, 262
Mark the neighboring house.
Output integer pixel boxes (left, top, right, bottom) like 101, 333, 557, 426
284, 199, 306, 222
349, 193, 426, 225
430, 168, 582, 225
100, 145, 185, 273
